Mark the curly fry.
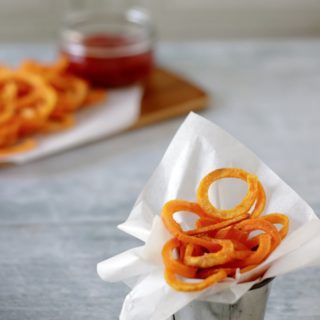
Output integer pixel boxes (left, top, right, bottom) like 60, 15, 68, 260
187, 213, 249, 236
241, 234, 272, 267
232, 249, 252, 260
49, 74, 88, 116
184, 240, 234, 268
161, 200, 222, 251
261, 213, 289, 239
215, 225, 249, 243
164, 268, 227, 292
197, 267, 236, 279
162, 238, 197, 278
234, 218, 281, 251
251, 181, 266, 218
197, 168, 259, 220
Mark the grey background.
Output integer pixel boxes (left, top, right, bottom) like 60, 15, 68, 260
2, 0, 320, 41
1, 40, 320, 319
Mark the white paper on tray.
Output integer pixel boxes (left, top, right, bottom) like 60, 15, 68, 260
1, 86, 142, 164
97, 112, 320, 320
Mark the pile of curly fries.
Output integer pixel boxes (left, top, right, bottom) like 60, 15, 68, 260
0, 57, 106, 156
161, 168, 289, 292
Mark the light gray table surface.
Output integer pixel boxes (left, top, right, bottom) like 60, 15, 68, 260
1, 40, 320, 320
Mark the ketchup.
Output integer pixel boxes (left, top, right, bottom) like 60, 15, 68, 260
62, 33, 153, 87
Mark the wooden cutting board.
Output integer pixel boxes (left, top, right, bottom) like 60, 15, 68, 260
132, 67, 208, 128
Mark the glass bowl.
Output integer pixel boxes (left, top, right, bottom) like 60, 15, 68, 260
60, 8, 155, 87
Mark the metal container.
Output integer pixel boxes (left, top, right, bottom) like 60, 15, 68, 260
173, 278, 273, 320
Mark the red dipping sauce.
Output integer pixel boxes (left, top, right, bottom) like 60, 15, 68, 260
61, 10, 154, 87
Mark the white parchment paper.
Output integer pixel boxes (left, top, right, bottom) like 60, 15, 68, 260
1, 85, 142, 164
97, 112, 320, 320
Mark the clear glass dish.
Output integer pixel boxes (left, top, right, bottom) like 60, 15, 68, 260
60, 8, 154, 87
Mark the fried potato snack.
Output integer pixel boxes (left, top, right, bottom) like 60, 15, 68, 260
0, 56, 107, 156
161, 168, 289, 292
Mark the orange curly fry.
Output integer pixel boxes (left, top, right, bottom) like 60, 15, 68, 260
260, 213, 289, 239
187, 213, 249, 236
215, 225, 249, 243
240, 234, 272, 266
161, 200, 222, 251
195, 217, 223, 228
196, 168, 259, 220
48, 74, 88, 116
234, 218, 281, 251
250, 181, 266, 218
183, 240, 234, 268
232, 249, 252, 260
197, 267, 236, 279
230, 239, 250, 251
164, 268, 227, 292
162, 238, 197, 278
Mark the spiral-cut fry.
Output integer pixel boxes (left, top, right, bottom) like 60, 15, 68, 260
232, 249, 252, 260
161, 200, 222, 251
196, 217, 223, 228
215, 226, 249, 243
260, 213, 289, 239
162, 238, 197, 278
197, 168, 259, 220
161, 168, 289, 292
197, 267, 236, 279
251, 181, 266, 218
22, 61, 88, 116
0, 69, 57, 142
234, 218, 281, 251
48, 74, 88, 117
164, 268, 227, 292
187, 213, 249, 236
240, 234, 272, 266
0, 70, 56, 116
184, 240, 234, 268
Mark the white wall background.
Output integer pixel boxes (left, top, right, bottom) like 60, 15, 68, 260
1, 0, 320, 41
